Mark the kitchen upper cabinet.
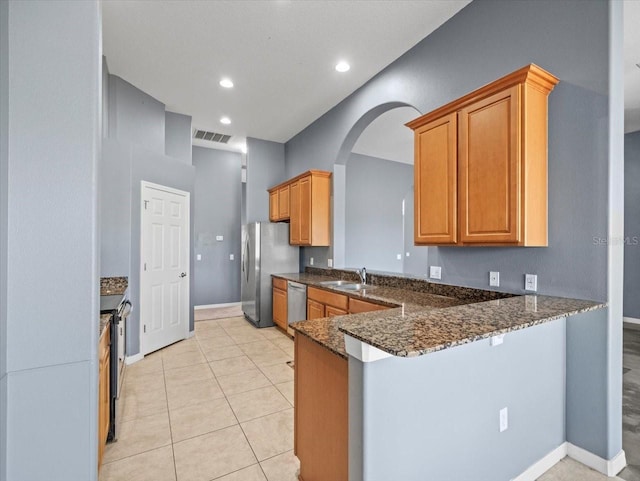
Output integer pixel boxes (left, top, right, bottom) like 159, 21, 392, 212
407, 64, 558, 247
414, 112, 458, 244
278, 185, 290, 220
268, 170, 331, 246
269, 191, 279, 222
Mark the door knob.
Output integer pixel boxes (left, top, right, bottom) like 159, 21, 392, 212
179, 272, 187, 278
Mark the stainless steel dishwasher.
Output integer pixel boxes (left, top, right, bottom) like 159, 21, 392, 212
287, 281, 307, 324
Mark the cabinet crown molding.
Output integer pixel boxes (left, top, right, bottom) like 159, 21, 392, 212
406, 64, 559, 130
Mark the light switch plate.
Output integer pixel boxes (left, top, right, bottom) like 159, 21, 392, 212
525, 274, 538, 292
310, 257, 314, 266
490, 334, 504, 346
396, 254, 402, 260
429, 266, 442, 280
216, 235, 223, 241
196, 254, 202, 261
229, 254, 234, 260
327, 259, 333, 268
500, 407, 508, 432
489, 271, 500, 287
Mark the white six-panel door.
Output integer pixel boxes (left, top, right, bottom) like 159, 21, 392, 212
140, 182, 190, 355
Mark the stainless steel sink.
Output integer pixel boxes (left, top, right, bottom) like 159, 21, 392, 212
318, 280, 352, 287
338, 283, 371, 291
318, 280, 376, 292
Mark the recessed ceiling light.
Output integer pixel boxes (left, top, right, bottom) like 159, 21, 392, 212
219, 78, 234, 88
335, 61, 350, 73
220, 117, 231, 125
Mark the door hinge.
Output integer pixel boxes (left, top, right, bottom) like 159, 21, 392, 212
144, 262, 147, 271
144, 325, 146, 333
144, 200, 149, 210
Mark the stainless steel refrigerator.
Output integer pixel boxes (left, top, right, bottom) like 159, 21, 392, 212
241, 222, 299, 327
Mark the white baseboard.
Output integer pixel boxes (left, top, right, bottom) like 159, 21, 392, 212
125, 353, 143, 365
511, 444, 568, 481
194, 302, 241, 310
187, 330, 195, 339
567, 443, 626, 477
512, 443, 626, 480
624, 316, 640, 325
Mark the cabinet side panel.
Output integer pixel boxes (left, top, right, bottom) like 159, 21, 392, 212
522, 83, 549, 246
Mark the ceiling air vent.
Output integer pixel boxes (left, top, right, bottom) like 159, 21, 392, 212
193, 129, 231, 144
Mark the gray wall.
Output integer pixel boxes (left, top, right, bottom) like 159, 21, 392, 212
100, 139, 131, 277
102, 74, 196, 356
193, 147, 242, 305
165, 111, 192, 165
129, 148, 196, 355
246, 137, 285, 223
285, 0, 609, 302
108, 75, 165, 155
345, 153, 412, 272
625, 131, 640, 319
0, 0, 9, 475
0, 1, 101, 479
349, 318, 566, 481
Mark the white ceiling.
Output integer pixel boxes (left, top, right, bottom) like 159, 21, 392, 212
102, 0, 640, 159
625, 0, 640, 134
101, 0, 471, 153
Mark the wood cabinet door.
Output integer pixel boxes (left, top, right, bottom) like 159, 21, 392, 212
290, 181, 300, 244
325, 306, 347, 317
269, 191, 279, 222
98, 330, 110, 468
458, 86, 520, 244
307, 299, 325, 320
299, 176, 312, 245
414, 112, 458, 245
272, 287, 287, 329
278, 185, 290, 219
349, 298, 389, 314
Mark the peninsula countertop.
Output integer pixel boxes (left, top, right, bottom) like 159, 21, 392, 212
276, 273, 606, 359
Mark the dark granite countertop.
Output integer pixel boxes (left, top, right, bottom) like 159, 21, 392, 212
100, 276, 128, 296
277, 272, 606, 359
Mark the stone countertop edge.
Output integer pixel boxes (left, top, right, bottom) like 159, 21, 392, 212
339, 296, 606, 358
274, 273, 607, 359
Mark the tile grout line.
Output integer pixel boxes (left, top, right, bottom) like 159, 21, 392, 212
197, 320, 294, 480
162, 347, 180, 481
199, 335, 268, 479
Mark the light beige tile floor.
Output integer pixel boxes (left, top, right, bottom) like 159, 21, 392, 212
100, 315, 299, 481
101, 314, 623, 481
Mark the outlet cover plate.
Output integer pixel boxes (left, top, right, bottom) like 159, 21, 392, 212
429, 266, 442, 280
490, 271, 500, 287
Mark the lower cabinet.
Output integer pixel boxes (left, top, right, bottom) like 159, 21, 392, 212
295, 333, 348, 481
307, 286, 349, 320
272, 277, 288, 330
98, 326, 110, 468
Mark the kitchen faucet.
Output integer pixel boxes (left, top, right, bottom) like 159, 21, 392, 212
357, 267, 367, 285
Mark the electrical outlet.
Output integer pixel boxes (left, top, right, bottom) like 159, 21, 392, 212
196, 254, 202, 261
525, 274, 538, 292
216, 235, 223, 241
310, 257, 314, 266
396, 254, 402, 260
429, 266, 441, 280
229, 254, 234, 260
500, 407, 509, 432
490, 334, 504, 346
489, 271, 500, 287
327, 259, 333, 268
406, 252, 410, 257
